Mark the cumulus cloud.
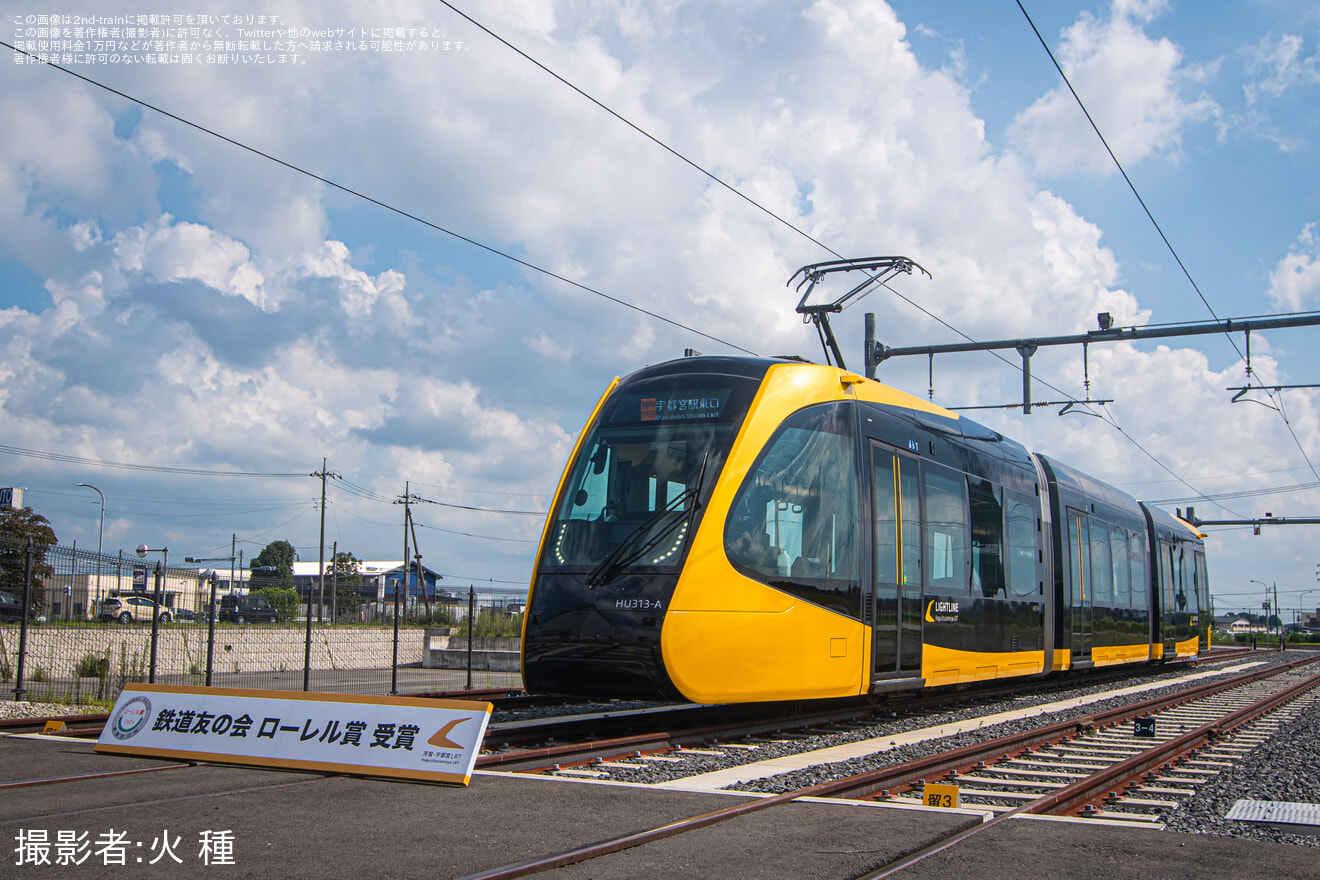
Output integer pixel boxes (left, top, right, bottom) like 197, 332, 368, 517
112, 217, 268, 308
1008, 0, 1219, 176
1268, 223, 1320, 311
297, 240, 407, 321
0, 0, 1311, 590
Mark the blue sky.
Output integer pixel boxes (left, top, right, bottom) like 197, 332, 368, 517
2, 1, 1319, 613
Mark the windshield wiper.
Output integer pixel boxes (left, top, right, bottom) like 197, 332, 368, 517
585, 452, 711, 589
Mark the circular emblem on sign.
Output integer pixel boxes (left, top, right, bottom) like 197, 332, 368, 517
110, 695, 152, 740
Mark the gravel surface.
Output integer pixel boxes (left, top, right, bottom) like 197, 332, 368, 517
1162, 691, 1320, 846
526, 651, 1320, 846
0, 699, 100, 719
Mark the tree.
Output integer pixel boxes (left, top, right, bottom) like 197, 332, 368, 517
249, 539, 296, 588
0, 507, 58, 615
331, 551, 364, 621
251, 586, 298, 622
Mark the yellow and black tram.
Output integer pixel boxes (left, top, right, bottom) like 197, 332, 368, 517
521, 356, 1210, 703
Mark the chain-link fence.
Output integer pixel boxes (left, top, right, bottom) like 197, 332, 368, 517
0, 537, 525, 705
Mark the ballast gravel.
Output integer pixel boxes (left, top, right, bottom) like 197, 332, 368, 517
1161, 691, 1320, 846
520, 651, 1320, 846
0, 699, 97, 720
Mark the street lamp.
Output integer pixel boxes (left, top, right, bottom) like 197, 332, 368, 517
136, 544, 168, 683
1249, 579, 1270, 644
1299, 590, 1319, 633
76, 483, 104, 615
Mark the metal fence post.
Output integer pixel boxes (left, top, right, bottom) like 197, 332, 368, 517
466, 586, 475, 691
205, 572, 218, 687
390, 577, 400, 696
303, 575, 313, 692
13, 537, 33, 701
148, 562, 161, 684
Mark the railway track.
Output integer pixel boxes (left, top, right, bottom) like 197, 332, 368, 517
452, 655, 1320, 880
0, 647, 1263, 753
4, 651, 1311, 879
481, 650, 1260, 776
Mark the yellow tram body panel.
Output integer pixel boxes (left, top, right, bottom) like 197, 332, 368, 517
1173, 635, 1200, 658
1052, 649, 1071, 672
661, 364, 900, 703
921, 643, 1046, 688
664, 601, 870, 703
1090, 644, 1154, 667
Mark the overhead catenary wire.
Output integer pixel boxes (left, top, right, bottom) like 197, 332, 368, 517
0, 39, 755, 359
1014, 0, 1320, 485
443, 1, 1251, 517
0, 27, 1182, 502
1, 14, 1283, 537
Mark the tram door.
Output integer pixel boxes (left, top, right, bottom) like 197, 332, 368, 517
1067, 510, 1093, 659
871, 446, 922, 677
1161, 541, 1181, 655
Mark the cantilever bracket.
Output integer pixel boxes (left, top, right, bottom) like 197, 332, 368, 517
949, 399, 1112, 415
1228, 384, 1320, 407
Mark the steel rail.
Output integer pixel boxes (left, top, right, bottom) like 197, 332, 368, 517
1042, 667, 1320, 818
457, 657, 1319, 880
860, 664, 1320, 878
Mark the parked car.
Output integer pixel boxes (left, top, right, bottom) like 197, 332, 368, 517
0, 591, 24, 622
218, 593, 278, 624
97, 595, 171, 624
173, 608, 198, 622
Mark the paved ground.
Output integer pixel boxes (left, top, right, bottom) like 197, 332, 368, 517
2, 734, 1315, 880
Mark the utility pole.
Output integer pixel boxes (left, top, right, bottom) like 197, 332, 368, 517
408, 510, 431, 618
391, 482, 414, 695
310, 459, 340, 625
307, 459, 340, 691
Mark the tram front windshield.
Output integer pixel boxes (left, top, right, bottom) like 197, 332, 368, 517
544, 376, 758, 572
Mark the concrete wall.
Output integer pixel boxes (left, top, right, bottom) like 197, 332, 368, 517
422, 631, 520, 671
0, 624, 429, 680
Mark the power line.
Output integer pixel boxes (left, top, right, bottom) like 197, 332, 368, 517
1014, 0, 1320, 485
1014, 1, 1222, 324
0, 442, 306, 477
0, 39, 756, 358
415, 521, 538, 544
415, 496, 544, 517
4, 21, 1276, 531
452, 0, 1257, 518
435, 0, 841, 261
436, 2, 1127, 426
1149, 481, 1320, 506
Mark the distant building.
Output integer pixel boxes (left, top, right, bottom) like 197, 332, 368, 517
1215, 614, 1264, 634
289, 560, 443, 605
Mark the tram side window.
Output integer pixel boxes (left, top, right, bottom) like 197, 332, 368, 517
1185, 546, 1199, 616
725, 404, 860, 617
1090, 521, 1113, 605
968, 477, 1005, 599
1172, 546, 1187, 611
1195, 552, 1210, 618
1129, 532, 1146, 609
1110, 528, 1130, 607
1004, 494, 1038, 598
923, 463, 967, 593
